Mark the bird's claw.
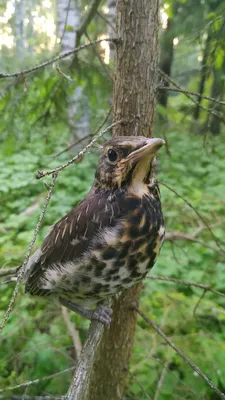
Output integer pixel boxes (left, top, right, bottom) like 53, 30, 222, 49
91, 305, 113, 327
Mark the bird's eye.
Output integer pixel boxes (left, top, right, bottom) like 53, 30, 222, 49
107, 149, 118, 163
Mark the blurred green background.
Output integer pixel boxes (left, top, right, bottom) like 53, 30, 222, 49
0, 0, 225, 398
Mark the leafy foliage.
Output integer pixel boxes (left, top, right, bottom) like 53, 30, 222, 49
0, 0, 225, 399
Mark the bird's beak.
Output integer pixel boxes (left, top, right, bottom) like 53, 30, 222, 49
121, 138, 165, 165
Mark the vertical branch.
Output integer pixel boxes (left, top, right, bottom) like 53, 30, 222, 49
15, 0, 25, 61
0, 174, 58, 334
193, 30, 211, 120
209, 57, 225, 135
61, 306, 82, 359
158, 18, 174, 110
85, 1, 160, 399
113, 0, 159, 138
107, 0, 116, 61
65, 1, 159, 399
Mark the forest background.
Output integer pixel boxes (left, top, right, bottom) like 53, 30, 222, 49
0, 0, 225, 399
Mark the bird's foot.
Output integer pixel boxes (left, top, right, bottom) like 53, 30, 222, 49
91, 305, 113, 327
59, 297, 112, 327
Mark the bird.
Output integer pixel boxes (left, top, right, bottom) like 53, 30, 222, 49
16, 136, 165, 326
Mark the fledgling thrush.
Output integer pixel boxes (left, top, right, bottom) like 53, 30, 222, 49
16, 136, 165, 326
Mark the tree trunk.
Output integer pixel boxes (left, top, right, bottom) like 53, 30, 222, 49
56, 0, 90, 141
27, 0, 34, 57
85, 1, 159, 399
209, 57, 225, 135
15, 0, 25, 61
158, 18, 174, 109
113, 1, 159, 138
107, 0, 116, 61
56, 0, 80, 53
193, 29, 211, 120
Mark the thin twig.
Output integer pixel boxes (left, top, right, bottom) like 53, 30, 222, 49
85, 31, 113, 81
157, 86, 225, 106
126, 369, 152, 400
55, 107, 112, 157
0, 113, 114, 284
0, 396, 55, 400
148, 275, 225, 299
159, 180, 225, 255
165, 230, 224, 256
191, 219, 225, 238
36, 120, 125, 179
193, 289, 207, 317
0, 38, 117, 80
0, 396, 56, 400
134, 307, 225, 400
96, 11, 116, 33
153, 362, 168, 400
0, 366, 74, 393
75, 0, 103, 48
59, 0, 72, 44
61, 306, 82, 359
0, 174, 57, 334
157, 69, 225, 122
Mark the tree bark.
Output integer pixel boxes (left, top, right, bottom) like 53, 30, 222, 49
193, 29, 211, 120
113, 0, 159, 138
84, 1, 160, 399
158, 18, 174, 109
15, 0, 25, 61
209, 57, 225, 135
107, 0, 116, 61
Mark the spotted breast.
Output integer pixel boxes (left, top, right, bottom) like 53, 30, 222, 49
24, 181, 164, 305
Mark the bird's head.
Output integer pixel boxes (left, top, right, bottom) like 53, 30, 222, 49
94, 136, 165, 192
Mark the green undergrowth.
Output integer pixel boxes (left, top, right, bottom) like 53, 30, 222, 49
0, 125, 225, 399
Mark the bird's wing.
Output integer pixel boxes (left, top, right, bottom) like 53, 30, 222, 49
24, 189, 124, 294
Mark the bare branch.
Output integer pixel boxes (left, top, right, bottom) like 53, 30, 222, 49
191, 219, 225, 238
153, 361, 168, 400
96, 11, 116, 33
158, 180, 225, 255
59, 0, 73, 44
157, 85, 225, 106
36, 120, 125, 179
0, 38, 117, 80
134, 306, 225, 400
65, 319, 105, 400
85, 31, 113, 81
157, 69, 225, 122
0, 174, 57, 334
148, 275, 225, 299
75, 0, 103, 48
54, 107, 112, 157
193, 288, 207, 316
0, 366, 74, 394
0, 396, 55, 400
61, 306, 82, 359
126, 369, 152, 400
165, 230, 224, 256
